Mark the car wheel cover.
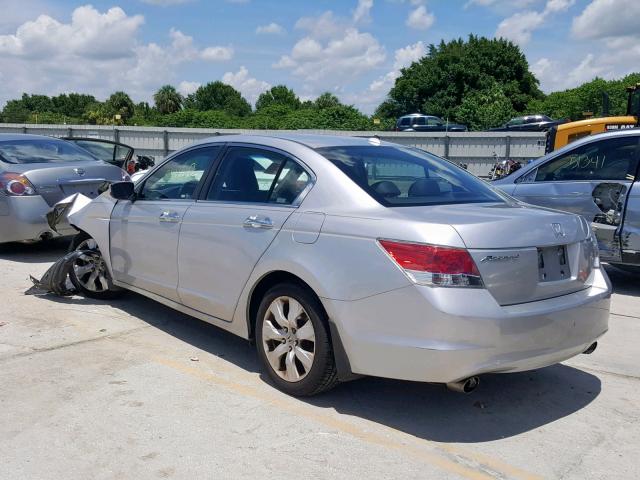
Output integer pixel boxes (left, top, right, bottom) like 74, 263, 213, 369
262, 296, 316, 383
72, 239, 110, 293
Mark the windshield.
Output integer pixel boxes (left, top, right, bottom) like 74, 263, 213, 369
0, 139, 100, 164
316, 145, 505, 207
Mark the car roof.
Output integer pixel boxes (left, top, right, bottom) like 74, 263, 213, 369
0, 133, 64, 142
189, 133, 398, 150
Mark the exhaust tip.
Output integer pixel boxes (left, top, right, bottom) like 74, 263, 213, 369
583, 342, 598, 355
446, 376, 480, 394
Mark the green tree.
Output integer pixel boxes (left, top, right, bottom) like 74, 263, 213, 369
1, 99, 31, 123
454, 82, 516, 130
104, 91, 136, 123
153, 85, 183, 114
51, 93, 97, 118
314, 92, 342, 109
379, 35, 542, 123
526, 73, 640, 120
184, 81, 252, 116
255, 85, 301, 111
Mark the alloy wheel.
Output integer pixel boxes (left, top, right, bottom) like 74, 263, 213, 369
261, 296, 316, 382
72, 238, 111, 293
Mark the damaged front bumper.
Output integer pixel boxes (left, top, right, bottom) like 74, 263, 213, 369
46, 193, 93, 235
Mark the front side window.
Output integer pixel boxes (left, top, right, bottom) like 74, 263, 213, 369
140, 146, 220, 200
0, 139, 99, 164
535, 137, 639, 182
316, 145, 505, 207
207, 147, 311, 205
427, 117, 443, 126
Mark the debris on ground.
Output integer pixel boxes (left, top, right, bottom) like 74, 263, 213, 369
25, 250, 94, 296
190, 357, 199, 362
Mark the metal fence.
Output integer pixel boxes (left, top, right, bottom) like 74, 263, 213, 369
0, 123, 547, 177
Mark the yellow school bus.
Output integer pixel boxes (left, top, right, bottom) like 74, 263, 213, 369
545, 84, 640, 153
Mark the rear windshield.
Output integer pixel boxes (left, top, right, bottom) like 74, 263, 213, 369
316, 145, 505, 207
0, 139, 99, 164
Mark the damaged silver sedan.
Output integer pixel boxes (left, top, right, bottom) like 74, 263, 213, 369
494, 129, 640, 273
53, 134, 610, 396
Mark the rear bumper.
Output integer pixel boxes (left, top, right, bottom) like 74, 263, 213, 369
322, 267, 611, 383
0, 195, 65, 243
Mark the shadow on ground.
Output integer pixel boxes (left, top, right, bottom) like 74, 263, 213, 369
36, 289, 602, 444
604, 264, 640, 296
11, 241, 611, 443
0, 238, 69, 264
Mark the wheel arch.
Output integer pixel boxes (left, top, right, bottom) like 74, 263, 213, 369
245, 269, 357, 382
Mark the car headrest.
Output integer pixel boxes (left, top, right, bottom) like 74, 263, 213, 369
371, 181, 401, 198
408, 178, 441, 197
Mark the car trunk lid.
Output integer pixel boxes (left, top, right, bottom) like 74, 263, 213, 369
14, 161, 123, 206
396, 203, 596, 305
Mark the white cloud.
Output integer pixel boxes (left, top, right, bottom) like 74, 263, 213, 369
406, 5, 434, 30
178, 81, 201, 96
256, 22, 284, 35
572, 0, 640, 40
352, 41, 426, 114
222, 66, 271, 105
141, 0, 193, 5
494, 0, 574, 46
200, 45, 234, 61
495, 10, 544, 45
275, 9, 386, 95
0, 5, 234, 107
353, 0, 374, 23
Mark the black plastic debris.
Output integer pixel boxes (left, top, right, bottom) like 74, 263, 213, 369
26, 250, 95, 296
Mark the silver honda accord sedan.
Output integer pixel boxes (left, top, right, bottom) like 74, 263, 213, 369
0, 134, 129, 243
64, 134, 611, 396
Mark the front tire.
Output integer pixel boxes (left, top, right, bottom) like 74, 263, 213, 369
256, 283, 338, 396
68, 233, 123, 300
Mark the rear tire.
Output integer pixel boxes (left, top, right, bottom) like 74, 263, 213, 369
68, 232, 123, 300
255, 283, 338, 396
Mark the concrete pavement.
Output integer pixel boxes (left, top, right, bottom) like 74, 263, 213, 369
0, 239, 638, 479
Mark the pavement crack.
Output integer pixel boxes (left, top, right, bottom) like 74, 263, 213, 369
0, 325, 151, 363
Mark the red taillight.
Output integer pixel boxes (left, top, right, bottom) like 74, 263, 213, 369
378, 239, 483, 287
0, 173, 36, 196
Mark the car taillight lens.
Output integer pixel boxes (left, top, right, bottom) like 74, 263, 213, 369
0, 173, 36, 196
378, 239, 483, 288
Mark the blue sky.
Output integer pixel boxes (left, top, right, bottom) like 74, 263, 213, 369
0, 0, 638, 113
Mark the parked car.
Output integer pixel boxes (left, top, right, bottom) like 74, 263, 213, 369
64, 137, 155, 177
395, 114, 467, 132
0, 134, 129, 244
64, 134, 610, 396
490, 114, 563, 132
493, 129, 640, 272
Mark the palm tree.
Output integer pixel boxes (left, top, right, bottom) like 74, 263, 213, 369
153, 85, 183, 114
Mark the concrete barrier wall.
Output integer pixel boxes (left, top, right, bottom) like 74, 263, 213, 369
0, 124, 547, 177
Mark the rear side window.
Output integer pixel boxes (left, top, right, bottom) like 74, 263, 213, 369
399, 118, 411, 126
413, 117, 426, 126
207, 147, 311, 204
535, 136, 639, 182
316, 145, 504, 207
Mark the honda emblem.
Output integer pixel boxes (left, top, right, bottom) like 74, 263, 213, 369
551, 223, 565, 238
74, 168, 86, 176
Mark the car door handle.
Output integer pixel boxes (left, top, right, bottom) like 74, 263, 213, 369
159, 211, 181, 223
243, 215, 273, 229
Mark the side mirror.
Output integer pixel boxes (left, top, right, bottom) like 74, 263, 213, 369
110, 181, 135, 200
